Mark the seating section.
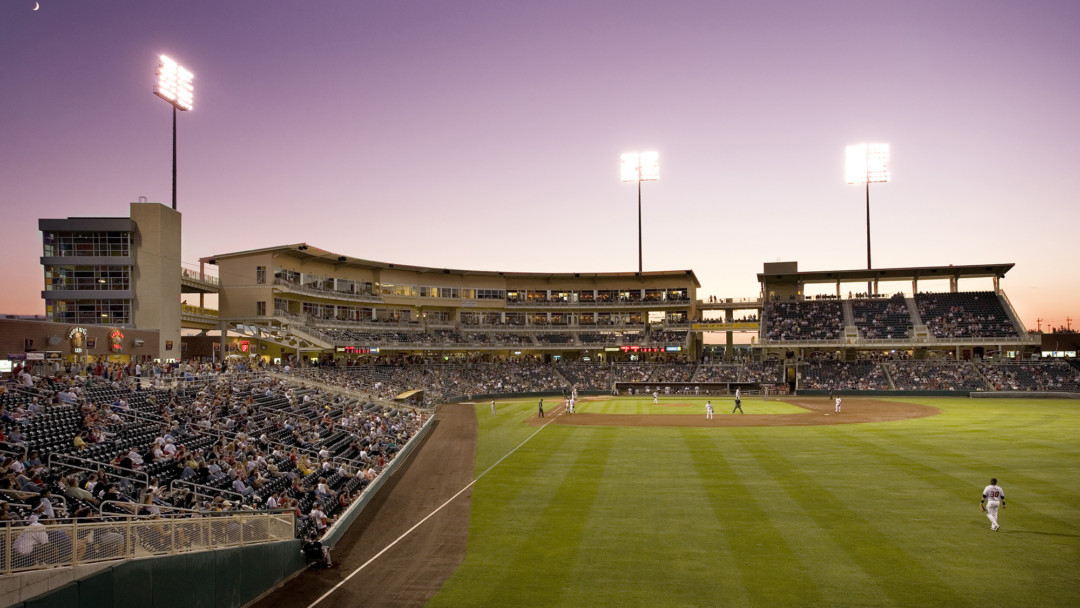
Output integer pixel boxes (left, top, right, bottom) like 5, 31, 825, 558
915, 292, 1017, 339
886, 362, 987, 390
764, 301, 843, 341
0, 368, 423, 546
977, 362, 1080, 391
798, 362, 888, 390
851, 294, 912, 339
556, 363, 612, 391
693, 365, 742, 383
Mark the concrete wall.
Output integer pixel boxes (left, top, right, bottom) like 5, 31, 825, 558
216, 253, 273, 320
130, 203, 181, 361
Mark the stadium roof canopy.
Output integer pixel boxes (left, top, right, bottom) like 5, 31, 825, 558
757, 262, 1015, 285
206, 243, 701, 287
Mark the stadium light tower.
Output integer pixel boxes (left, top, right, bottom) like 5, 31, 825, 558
621, 151, 659, 273
846, 143, 889, 292
154, 55, 194, 210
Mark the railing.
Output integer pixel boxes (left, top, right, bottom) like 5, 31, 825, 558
759, 334, 1039, 347
0, 509, 294, 574
181, 303, 219, 318
180, 264, 220, 286
48, 452, 149, 490
697, 297, 762, 305
273, 279, 383, 303
168, 480, 247, 505
504, 298, 691, 307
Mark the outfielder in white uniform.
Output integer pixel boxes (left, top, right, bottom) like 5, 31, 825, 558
653, 391, 659, 404
491, 399, 496, 416
981, 478, 1005, 531
706, 401, 713, 420
835, 396, 842, 413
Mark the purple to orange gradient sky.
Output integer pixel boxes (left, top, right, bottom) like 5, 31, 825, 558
1, 1, 1077, 331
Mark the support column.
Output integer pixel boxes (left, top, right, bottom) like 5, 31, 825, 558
725, 308, 734, 361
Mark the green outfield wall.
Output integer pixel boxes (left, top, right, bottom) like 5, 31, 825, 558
13, 540, 304, 608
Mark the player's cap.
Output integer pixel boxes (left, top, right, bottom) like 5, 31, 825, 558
990, 477, 997, 485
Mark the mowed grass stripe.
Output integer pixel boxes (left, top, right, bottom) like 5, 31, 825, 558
822, 418, 1080, 605
834, 422, 1080, 528
691, 428, 894, 608
486, 428, 615, 605
431, 427, 615, 607
684, 428, 826, 607
563, 429, 733, 607
742, 433, 976, 608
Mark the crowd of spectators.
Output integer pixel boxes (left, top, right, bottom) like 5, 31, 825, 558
693, 365, 742, 383
0, 361, 426, 570
852, 294, 912, 340
798, 361, 888, 390
977, 362, 1080, 391
885, 362, 986, 390
650, 364, 697, 383
915, 292, 1018, 339
649, 330, 688, 343
555, 363, 612, 391
764, 301, 843, 341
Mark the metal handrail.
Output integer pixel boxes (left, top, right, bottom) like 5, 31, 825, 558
1, 509, 295, 575
48, 452, 149, 488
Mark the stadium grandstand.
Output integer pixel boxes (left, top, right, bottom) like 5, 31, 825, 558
3, 211, 1077, 606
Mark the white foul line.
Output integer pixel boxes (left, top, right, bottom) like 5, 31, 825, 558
307, 409, 561, 608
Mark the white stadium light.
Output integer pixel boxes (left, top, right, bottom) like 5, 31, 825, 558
846, 142, 891, 284
155, 55, 194, 111
621, 150, 660, 273
846, 143, 889, 184
154, 54, 195, 211
621, 151, 659, 182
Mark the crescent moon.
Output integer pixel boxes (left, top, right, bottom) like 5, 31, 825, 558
33, 2, 40, 10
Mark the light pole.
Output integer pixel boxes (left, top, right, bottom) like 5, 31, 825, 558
845, 143, 889, 294
154, 55, 194, 210
621, 151, 659, 273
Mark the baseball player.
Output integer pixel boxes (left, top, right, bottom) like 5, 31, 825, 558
834, 395, 842, 414
491, 399, 496, 416
732, 391, 743, 414
981, 478, 1005, 531
705, 401, 714, 420
653, 391, 659, 405
538, 399, 544, 418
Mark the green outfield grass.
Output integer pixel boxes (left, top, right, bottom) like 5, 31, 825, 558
431, 397, 1080, 608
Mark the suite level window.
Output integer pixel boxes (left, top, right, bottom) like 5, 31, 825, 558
256, 266, 266, 284
256, 301, 267, 316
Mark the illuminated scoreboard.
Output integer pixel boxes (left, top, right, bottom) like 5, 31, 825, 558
336, 346, 381, 354
604, 346, 681, 353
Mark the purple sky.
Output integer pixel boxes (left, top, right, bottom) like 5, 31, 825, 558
2, 1, 1077, 331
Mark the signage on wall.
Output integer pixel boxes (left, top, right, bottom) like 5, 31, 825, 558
337, 346, 380, 354
109, 330, 124, 352
165, 340, 174, 351
68, 326, 87, 353
239, 340, 250, 353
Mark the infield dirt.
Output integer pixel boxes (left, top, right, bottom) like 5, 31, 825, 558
538, 397, 940, 427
